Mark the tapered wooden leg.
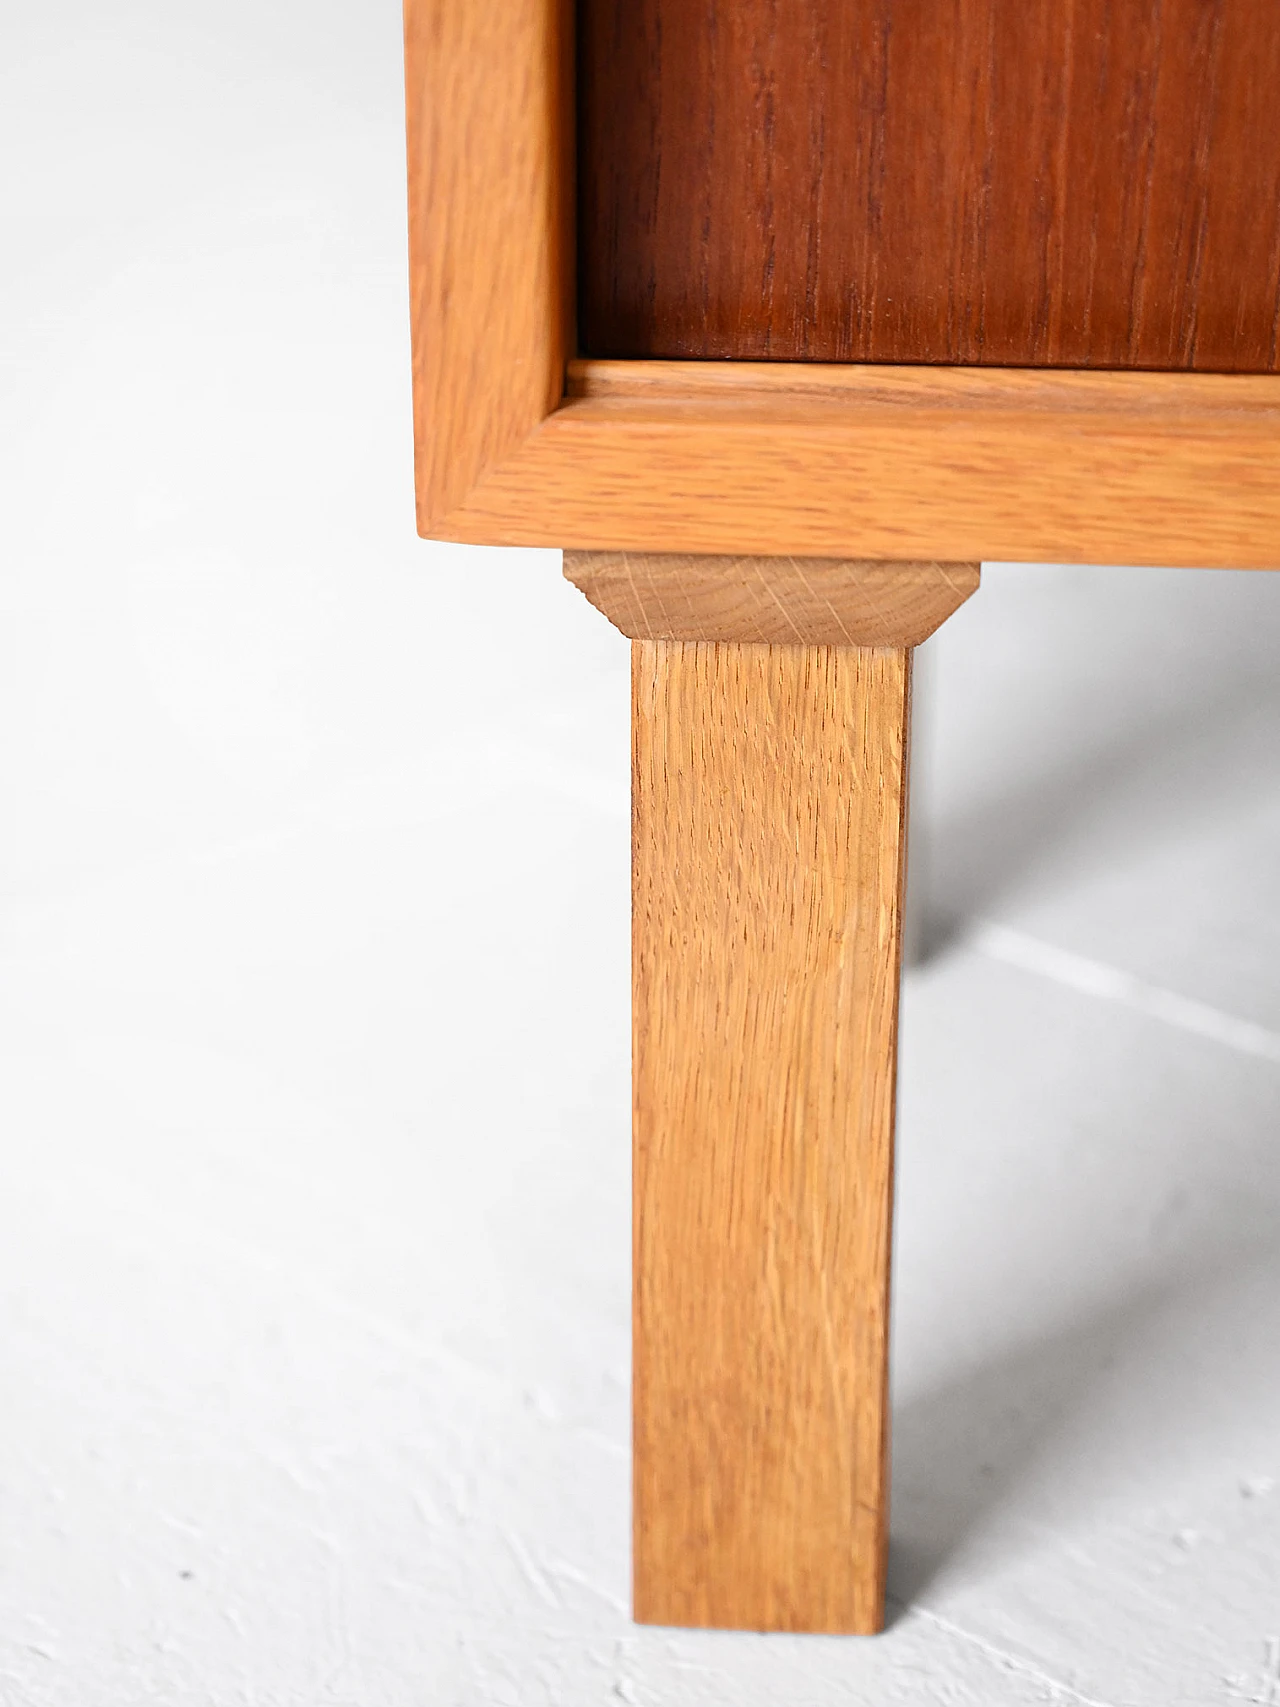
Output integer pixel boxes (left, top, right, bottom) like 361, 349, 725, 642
562, 550, 979, 1634
631, 639, 910, 1634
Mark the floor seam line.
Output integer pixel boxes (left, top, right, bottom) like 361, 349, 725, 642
967, 917, 1280, 1067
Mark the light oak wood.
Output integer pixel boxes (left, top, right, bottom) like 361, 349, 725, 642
633, 640, 909, 1633
403, 0, 572, 526
404, 0, 1280, 568
439, 359, 1280, 567
565, 552, 979, 647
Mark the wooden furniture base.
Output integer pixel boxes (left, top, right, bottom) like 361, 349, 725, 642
567, 554, 977, 1631
407, 0, 1280, 1639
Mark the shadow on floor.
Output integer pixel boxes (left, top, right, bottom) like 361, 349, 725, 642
887, 1293, 1140, 1610
886, 1228, 1280, 1617
913, 566, 1280, 949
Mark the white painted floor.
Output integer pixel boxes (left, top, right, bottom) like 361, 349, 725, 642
4, 4, 1280, 1702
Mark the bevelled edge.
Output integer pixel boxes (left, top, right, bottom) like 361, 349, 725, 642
563, 552, 981, 648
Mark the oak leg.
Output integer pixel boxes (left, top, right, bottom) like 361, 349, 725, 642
631, 639, 911, 1634
562, 549, 977, 1632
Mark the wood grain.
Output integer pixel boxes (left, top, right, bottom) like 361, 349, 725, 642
565, 552, 979, 646
440, 359, 1280, 567
578, 0, 1280, 371
404, 4, 1280, 565
403, 0, 572, 529
633, 640, 908, 1632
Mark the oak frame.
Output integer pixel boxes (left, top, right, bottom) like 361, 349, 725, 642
405, 0, 1280, 570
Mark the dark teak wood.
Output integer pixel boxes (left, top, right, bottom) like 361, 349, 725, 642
579, 0, 1280, 371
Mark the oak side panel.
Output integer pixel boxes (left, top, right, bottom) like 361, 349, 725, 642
579, 0, 1280, 372
633, 640, 909, 1633
404, 0, 572, 529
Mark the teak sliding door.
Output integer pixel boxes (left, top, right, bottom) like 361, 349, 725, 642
579, 0, 1280, 371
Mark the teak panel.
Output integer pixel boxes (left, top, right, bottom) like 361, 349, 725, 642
579, 0, 1280, 371
632, 640, 908, 1632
